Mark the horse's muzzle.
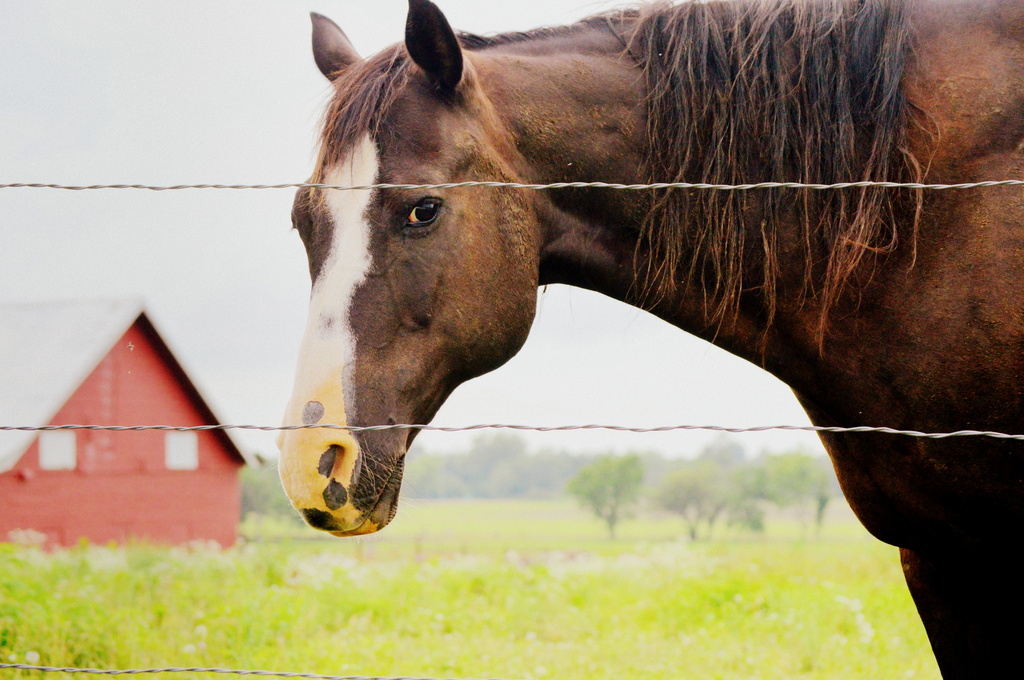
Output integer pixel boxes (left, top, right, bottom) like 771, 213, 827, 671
277, 378, 390, 535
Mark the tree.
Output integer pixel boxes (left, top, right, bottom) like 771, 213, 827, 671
725, 498, 766, 533
653, 462, 732, 540
724, 463, 770, 533
763, 452, 836, 536
566, 454, 644, 539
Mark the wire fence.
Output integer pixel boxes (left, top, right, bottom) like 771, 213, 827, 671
0, 664, 506, 680
3, 179, 1024, 192
1, 422, 1024, 441
2, 174, 1018, 680
4, 176, 1024, 442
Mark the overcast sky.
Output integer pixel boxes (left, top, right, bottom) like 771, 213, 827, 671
0, 0, 824, 460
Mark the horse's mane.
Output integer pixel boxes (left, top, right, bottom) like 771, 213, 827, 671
315, 0, 921, 333
314, 46, 410, 180
623, 0, 920, 332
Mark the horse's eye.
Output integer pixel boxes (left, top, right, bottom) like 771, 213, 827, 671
406, 198, 441, 228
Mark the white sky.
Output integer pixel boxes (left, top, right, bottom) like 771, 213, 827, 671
0, 0, 824, 459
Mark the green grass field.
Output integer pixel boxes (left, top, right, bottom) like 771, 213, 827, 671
1, 499, 940, 680
242, 497, 874, 555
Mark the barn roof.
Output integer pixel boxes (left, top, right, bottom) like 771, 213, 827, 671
0, 299, 254, 472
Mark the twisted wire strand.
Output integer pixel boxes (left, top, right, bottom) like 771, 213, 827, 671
0, 664, 507, 680
3, 180, 1024, 192
4, 177, 1024, 444
2, 422, 1023, 441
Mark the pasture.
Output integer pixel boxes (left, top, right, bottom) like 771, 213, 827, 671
1, 499, 939, 680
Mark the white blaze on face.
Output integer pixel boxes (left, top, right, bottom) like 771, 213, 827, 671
278, 136, 380, 530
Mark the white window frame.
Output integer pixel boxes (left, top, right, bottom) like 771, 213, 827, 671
165, 431, 199, 470
38, 431, 77, 470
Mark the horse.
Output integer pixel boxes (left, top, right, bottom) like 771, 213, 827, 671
277, 0, 1024, 675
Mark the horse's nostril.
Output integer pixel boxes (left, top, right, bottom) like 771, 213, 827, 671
314, 444, 354, 510
315, 443, 361, 509
318, 445, 340, 478
317, 443, 359, 485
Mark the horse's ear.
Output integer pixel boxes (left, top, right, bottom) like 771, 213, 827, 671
311, 13, 361, 81
405, 0, 464, 91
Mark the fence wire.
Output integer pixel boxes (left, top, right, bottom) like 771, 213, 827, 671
4, 175, 1023, 445
3, 179, 1024, 192
0, 664, 509, 680
1, 422, 1024, 441
5, 146, 1022, 680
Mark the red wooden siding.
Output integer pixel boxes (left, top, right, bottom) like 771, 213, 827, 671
0, 317, 244, 547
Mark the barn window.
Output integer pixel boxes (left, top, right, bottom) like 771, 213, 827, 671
165, 431, 199, 470
38, 431, 77, 470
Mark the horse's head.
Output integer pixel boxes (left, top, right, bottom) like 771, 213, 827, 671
278, 1, 544, 535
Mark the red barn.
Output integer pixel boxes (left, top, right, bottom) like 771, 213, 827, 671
0, 300, 253, 547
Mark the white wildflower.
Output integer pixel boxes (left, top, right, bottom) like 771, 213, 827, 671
855, 613, 875, 643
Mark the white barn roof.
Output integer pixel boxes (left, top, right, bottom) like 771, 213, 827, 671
0, 299, 252, 472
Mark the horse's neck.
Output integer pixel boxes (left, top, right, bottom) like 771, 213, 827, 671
472, 36, 652, 296
473, 30, 899, 394
474, 36, 803, 351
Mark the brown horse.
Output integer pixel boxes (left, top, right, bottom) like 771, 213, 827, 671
278, 0, 1024, 675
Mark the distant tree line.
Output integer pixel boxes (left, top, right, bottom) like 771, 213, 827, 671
241, 434, 841, 539
562, 438, 841, 539
646, 439, 839, 540
403, 433, 597, 499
